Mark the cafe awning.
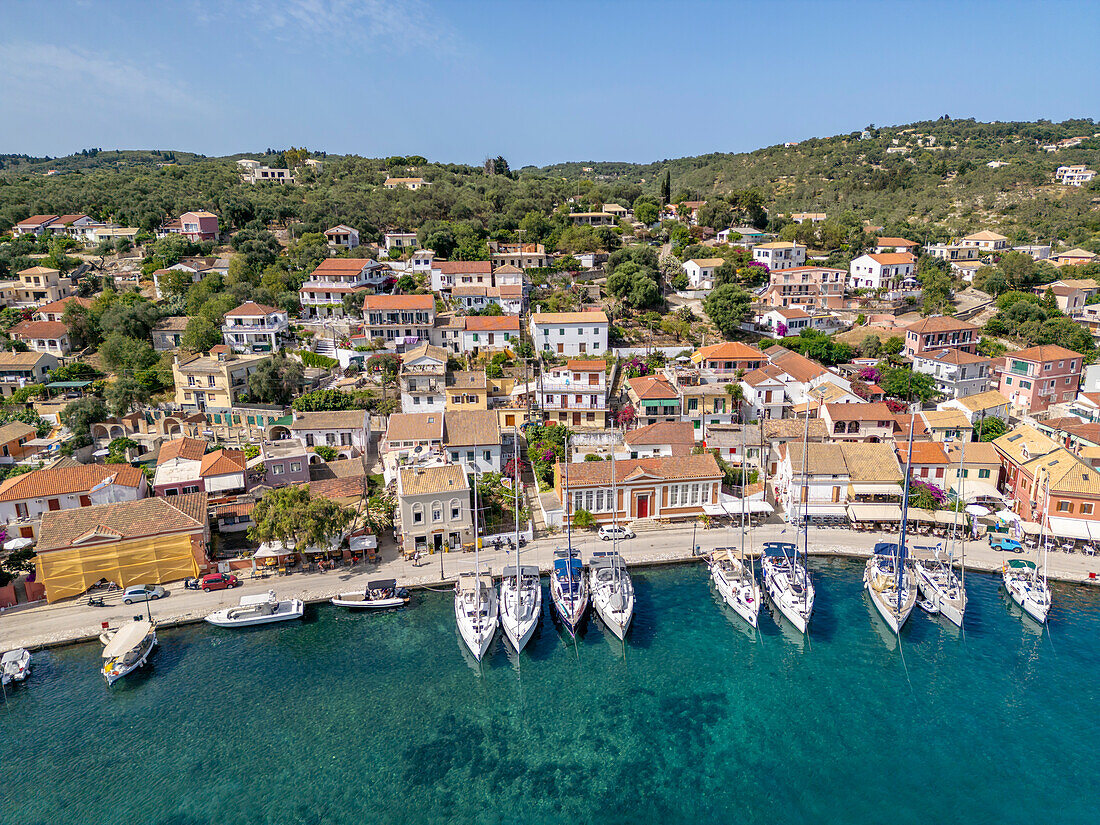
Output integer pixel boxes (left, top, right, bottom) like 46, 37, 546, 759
1046, 516, 1100, 541
934, 510, 969, 527
959, 482, 1006, 503
908, 508, 936, 523
849, 483, 902, 496
846, 503, 902, 522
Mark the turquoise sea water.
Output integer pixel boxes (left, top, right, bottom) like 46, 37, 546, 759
2, 558, 1100, 825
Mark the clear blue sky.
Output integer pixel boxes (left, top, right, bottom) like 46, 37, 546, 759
2, 0, 1097, 166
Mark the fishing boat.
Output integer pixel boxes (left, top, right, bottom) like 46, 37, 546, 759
500, 565, 541, 651
761, 542, 814, 634
1, 648, 31, 686
499, 430, 541, 653
707, 548, 759, 628
589, 551, 634, 640
551, 550, 589, 634
864, 542, 917, 634
455, 571, 498, 660
1003, 473, 1052, 624
331, 579, 409, 609
913, 545, 966, 626
101, 619, 157, 686
204, 590, 304, 628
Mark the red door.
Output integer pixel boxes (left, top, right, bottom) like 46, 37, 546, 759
637, 495, 649, 519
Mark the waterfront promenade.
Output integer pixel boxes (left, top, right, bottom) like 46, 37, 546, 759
2, 523, 1097, 651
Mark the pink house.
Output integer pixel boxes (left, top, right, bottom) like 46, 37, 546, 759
178, 211, 219, 242
998, 345, 1082, 414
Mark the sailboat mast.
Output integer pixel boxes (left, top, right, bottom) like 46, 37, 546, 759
514, 427, 521, 621
954, 434, 966, 588
799, 399, 813, 584
564, 432, 572, 554
740, 411, 747, 563
1041, 473, 1050, 585
896, 390, 918, 614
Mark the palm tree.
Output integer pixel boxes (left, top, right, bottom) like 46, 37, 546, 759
725, 382, 745, 420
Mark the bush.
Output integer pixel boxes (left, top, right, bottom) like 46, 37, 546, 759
297, 350, 339, 370
313, 445, 338, 461
572, 509, 596, 529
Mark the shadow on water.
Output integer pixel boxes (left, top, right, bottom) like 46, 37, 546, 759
623, 573, 658, 650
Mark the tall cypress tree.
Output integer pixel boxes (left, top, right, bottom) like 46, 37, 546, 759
661, 170, 671, 204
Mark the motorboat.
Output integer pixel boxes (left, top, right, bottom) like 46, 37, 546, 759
204, 590, 304, 628
1, 648, 31, 685
550, 550, 589, 635
1003, 559, 1051, 624
455, 571, 498, 661
913, 545, 966, 627
864, 543, 917, 635
499, 564, 541, 652
588, 552, 634, 640
707, 547, 759, 628
101, 619, 157, 686
761, 542, 814, 634
331, 579, 409, 609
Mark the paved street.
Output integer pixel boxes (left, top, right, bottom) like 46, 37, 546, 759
2, 523, 1097, 652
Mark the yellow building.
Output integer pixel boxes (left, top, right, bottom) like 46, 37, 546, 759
172, 348, 268, 411
0, 266, 74, 307
445, 370, 489, 410
34, 494, 210, 603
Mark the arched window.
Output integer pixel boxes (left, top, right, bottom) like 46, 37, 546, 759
412, 503, 424, 525
450, 498, 461, 520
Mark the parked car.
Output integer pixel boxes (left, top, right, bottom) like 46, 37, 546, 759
990, 536, 1023, 553
122, 584, 166, 604
201, 573, 241, 592
598, 525, 636, 541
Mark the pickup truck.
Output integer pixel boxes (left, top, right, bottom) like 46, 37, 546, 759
989, 536, 1023, 553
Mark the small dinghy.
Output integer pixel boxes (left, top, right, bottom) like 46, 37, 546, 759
101, 619, 157, 686
1, 648, 31, 686
331, 579, 410, 609
917, 597, 940, 615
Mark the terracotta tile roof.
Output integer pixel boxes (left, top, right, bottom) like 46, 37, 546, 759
309, 457, 367, 481
952, 390, 1010, 412
741, 364, 786, 387
35, 296, 92, 315
756, 241, 800, 250
913, 348, 989, 365
892, 414, 930, 438
452, 285, 496, 297
695, 342, 766, 362
309, 475, 368, 499
0, 351, 55, 368
919, 409, 971, 429
562, 454, 721, 487
905, 316, 979, 334
15, 215, 58, 227
773, 307, 810, 319
530, 311, 609, 325
763, 418, 828, 441
226, 301, 278, 317
497, 284, 523, 298
363, 294, 435, 311
627, 375, 678, 400
37, 494, 207, 552
403, 342, 448, 363
786, 442, 847, 476
399, 464, 468, 497
200, 449, 246, 477
436, 261, 492, 274
1004, 344, 1084, 362
962, 230, 1007, 242
867, 252, 916, 265
565, 359, 606, 372
447, 371, 487, 390
624, 421, 695, 448
464, 316, 519, 332
213, 500, 255, 518
1022, 448, 1100, 496
289, 410, 366, 431
824, 402, 892, 421
157, 437, 207, 465
764, 346, 828, 384
702, 423, 761, 449
444, 410, 500, 447
324, 224, 357, 235
897, 441, 950, 465
945, 441, 1000, 465
843, 443, 903, 483
0, 463, 144, 502
385, 413, 443, 442
875, 237, 917, 247
493, 264, 524, 274
0, 422, 36, 444
10, 320, 68, 339
311, 258, 376, 274
993, 425, 1059, 466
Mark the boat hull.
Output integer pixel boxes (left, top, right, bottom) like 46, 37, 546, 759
1, 650, 31, 686
455, 587, 498, 661
204, 600, 305, 628
330, 595, 409, 609
709, 558, 759, 629
500, 583, 541, 653
864, 561, 916, 635
591, 591, 634, 640
915, 566, 966, 627
550, 579, 588, 635
1003, 572, 1050, 624
102, 633, 156, 686
762, 558, 813, 634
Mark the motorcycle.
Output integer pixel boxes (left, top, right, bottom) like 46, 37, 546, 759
87, 597, 106, 608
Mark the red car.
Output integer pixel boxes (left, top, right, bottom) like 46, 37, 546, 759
201, 573, 241, 592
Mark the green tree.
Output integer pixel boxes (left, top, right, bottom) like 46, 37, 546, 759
703, 284, 753, 337
97, 295, 160, 340
879, 367, 939, 403
247, 355, 304, 405
313, 445, 338, 462
61, 396, 108, 438
105, 436, 139, 463
63, 301, 101, 348
861, 334, 881, 357
976, 416, 1008, 442
882, 336, 905, 356
105, 376, 149, 415
292, 389, 360, 411
634, 200, 659, 225
660, 170, 671, 204
248, 486, 354, 548
181, 316, 222, 353
99, 332, 159, 372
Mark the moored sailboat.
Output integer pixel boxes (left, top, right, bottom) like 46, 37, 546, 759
707, 547, 759, 628
761, 542, 814, 633
913, 545, 966, 626
499, 429, 541, 652
589, 551, 634, 640
865, 542, 918, 634
455, 467, 498, 660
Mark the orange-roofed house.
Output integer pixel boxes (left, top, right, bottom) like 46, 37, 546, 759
510, 359, 608, 429
691, 341, 767, 375
626, 375, 681, 426
460, 315, 519, 355
0, 464, 147, 531
848, 252, 917, 291
9, 320, 72, 355
903, 316, 980, 357
300, 258, 390, 318
34, 295, 92, 323
362, 293, 436, 348
556, 454, 723, 526
874, 237, 919, 254
821, 402, 894, 442
762, 266, 847, 309
221, 301, 290, 352
529, 310, 608, 356
12, 215, 59, 237
430, 260, 493, 291
681, 258, 725, 291
896, 441, 951, 486
998, 344, 1083, 414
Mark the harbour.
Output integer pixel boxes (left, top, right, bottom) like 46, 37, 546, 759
3, 558, 1100, 824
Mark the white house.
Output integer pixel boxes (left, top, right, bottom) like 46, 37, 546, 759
299, 258, 390, 318
324, 225, 360, 251
959, 230, 1009, 252
717, 226, 768, 246
443, 410, 502, 475
237, 160, 294, 184
739, 366, 788, 422
759, 307, 811, 337
753, 242, 806, 271
0, 464, 147, 525
460, 316, 520, 355
530, 311, 608, 356
452, 286, 500, 313
1056, 165, 1097, 186
289, 410, 369, 460
681, 258, 723, 291
9, 321, 72, 356
221, 302, 290, 353
399, 343, 448, 414
911, 349, 992, 400
848, 252, 917, 291
409, 249, 436, 271
384, 232, 419, 251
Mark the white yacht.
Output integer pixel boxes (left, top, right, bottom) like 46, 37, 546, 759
707, 548, 760, 628
101, 619, 157, 686
761, 543, 814, 634
1003, 559, 1051, 624
550, 550, 589, 635
1, 648, 31, 686
499, 565, 541, 652
331, 579, 409, 609
455, 571, 498, 661
864, 543, 917, 635
588, 552, 634, 640
204, 590, 304, 628
913, 545, 967, 627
